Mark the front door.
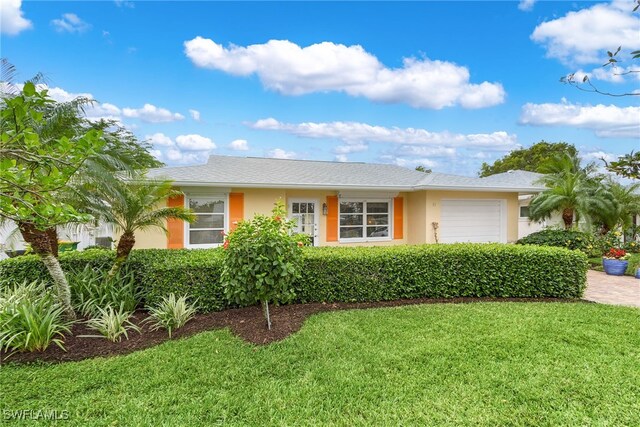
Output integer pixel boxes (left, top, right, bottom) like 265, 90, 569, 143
289, 200, 319, 246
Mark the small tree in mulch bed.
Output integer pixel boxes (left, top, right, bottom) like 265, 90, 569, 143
221, 201, 307, 330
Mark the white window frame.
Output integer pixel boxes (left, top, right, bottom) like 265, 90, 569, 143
184, 194, 228, 248
338, 198, 393, 243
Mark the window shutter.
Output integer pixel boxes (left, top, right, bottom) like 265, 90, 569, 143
326, 195, 338, 242
393, 197, 404, 240
167, 194, 185, 249
229, 193, 244, 231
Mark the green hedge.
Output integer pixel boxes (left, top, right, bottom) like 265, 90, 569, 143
0, 244, 588, 312
516, 229, 598, 255
296, 244, 587, 302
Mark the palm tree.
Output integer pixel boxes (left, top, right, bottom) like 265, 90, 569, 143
84, 175, 194, 277
529, 153, 617, 229
594, 179, 640, 233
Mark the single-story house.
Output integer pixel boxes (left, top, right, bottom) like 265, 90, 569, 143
131, 155, 547, 249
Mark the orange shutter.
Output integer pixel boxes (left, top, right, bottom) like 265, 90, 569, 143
167, 194, 185, 249
326, 195, 338, 242
229, 193, 244, 231
393, 197, 404, 240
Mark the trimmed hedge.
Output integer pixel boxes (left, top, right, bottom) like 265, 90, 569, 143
296, 244, 587, 302
0, 244, 588, 312
516, 229, 598, 255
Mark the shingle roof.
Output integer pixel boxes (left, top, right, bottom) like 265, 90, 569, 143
476, 170, 546, 189
145, 155, 545, 192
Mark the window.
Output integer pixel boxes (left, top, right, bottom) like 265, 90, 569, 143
519, 206, 530, 218
187, 197, 225, 246
339, 200, 390, 241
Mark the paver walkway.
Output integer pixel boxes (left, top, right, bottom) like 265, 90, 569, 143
584, 270, 640, 308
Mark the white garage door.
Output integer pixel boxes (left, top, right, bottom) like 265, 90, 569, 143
439, 200, 506, 243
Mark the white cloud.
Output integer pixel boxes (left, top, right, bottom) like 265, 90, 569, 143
163, 149, 209, 165
51, 13, 91, 33
250, 118, 517, 151
267, 148, 297, 159
573, 65, 640, 83
146, 132, 174, 147
143, 133, 217, 164
175, 134, 216, 151
37, 85, 185, 125
122, 104, 185, 123
581, 150, 618, 164
531, 1, 640, 65
519, 99, 640, 138
334, 142, 368, 155
184, 37, 505, 109
189, 109, 201, 121
229, 139, 249, 151
0, 0, 32, 35
518, 0, 535, 11
384, 156, 439, 169
334, 154, 348, 162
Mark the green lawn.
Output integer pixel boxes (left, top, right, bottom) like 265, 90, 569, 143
1, 302, 639, 426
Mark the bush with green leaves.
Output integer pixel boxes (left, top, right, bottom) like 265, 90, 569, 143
295, 244, 587, 302
2, 243, 588, 313
82, 305, 140, 342
67, 264, 142, 317
517, 229, 599, 255
221, 202, 307, 329
145, 294, 197, 338
0, 281, 72, 357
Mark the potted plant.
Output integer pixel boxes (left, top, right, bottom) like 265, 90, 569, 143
602, 248, 629, 276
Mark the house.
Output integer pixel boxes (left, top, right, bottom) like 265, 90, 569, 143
130, 155, 546, 249
478, 170, 562, 238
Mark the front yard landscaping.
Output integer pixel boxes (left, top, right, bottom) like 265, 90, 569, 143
2, 302, 639, 426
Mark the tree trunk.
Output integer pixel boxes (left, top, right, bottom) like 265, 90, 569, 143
108, 230, 136, 278
262, 299, 272, 330
40, 253, 75, 319
46, 227, 59, 258
561, 208, 574, 229
18, 222, 75, 319
18, 221, 58, 256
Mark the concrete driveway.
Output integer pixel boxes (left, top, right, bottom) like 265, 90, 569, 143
584, 270, 640, 308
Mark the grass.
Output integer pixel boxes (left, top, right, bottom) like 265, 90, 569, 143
1, 302, 639, 426
589, 252, 640, 276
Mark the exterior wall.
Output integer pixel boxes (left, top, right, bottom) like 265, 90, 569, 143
406, 191, 427, 245
423, 190, 519, 243
125, 187, 522, 249
517, 195, 564, 239
239, 188, 287, 218
131, 227, 167, 249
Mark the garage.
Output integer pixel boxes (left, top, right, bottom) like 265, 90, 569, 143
439, 199, 507, 243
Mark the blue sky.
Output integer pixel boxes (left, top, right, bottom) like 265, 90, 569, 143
1, 0, 639, 176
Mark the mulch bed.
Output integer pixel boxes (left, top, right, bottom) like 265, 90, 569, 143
1, 297, 583, 365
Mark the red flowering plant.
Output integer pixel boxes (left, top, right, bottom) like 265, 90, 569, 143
220, 201, 308, 330
603, 247, 629, 260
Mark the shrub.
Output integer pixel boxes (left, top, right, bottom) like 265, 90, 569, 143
1, 244, 588, 313
517, 229, 598, 255
295, 244, 587, 302
82, 305, 140, 342
67, 264, 142, 317
145, 294, 197, 338
221, 202, 307, 329
0, 282, 72, 357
